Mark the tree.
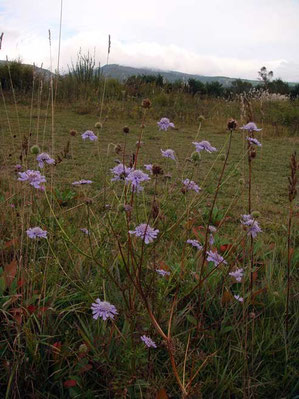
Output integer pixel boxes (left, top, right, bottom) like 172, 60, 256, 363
258, 66, 273, 87
230, 79, 253, 94
187, 78, 206, 96
268, 79, 290, 95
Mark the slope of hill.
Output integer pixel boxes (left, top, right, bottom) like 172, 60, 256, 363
100, 64, 259, 87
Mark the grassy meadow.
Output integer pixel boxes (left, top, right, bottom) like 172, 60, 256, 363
0, 91, 298, 399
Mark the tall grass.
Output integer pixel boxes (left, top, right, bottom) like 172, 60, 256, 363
0, 58, 298, 398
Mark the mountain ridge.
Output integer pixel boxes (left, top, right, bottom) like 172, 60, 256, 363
100, 64, 260, 87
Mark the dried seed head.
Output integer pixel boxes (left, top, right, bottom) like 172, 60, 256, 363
141, 98, 152, 109
70, 129, 77, 137
239, 178, 245, 185
227, 118, 237, 130
198, 115, 205, 121
95, 122, 102, 129
114, 144, 122, 154
152, 164, 164, 176
85, 198, 93, 205
288, 151, 297, 202
123, 126, 130, 134
250, 149, 256, 159
220, 153, 226, 161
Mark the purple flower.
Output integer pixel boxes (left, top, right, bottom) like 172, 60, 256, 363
248, 221, 262, 238
207, 250, 227, 266
192, 141, 217, 154
182, 179, 201, 193
229, 268, 244, 283
246, 137, 262, 147
126, 170, 150, 193
80, 228, 89, 235
161, 149, 176, 161
110, 164, 132, 182
240, 214, 262, 238
26, 227, 47, 239
18, 170, 46, 190
15, 164, 22, 171
209, 234, 214, 246
240, 214, 253, 226
234, 295, 244, 302
81, 130, 98, 141
187, 239, 202, 250
72, 180, 93, 185
209, 225, 217, 233
129, 223, 159, 244
156, 269, 170, 277
240, 122, 262, 132
157, 117, 175, 131
36, 153, 55, 168
141, 335, 157, 348
91, 299, 118, 321
144, 164, 153, 173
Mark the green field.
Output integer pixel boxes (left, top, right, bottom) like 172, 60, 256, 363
0, 99, 298, 398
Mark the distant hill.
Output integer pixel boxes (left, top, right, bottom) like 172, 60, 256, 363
0, 60, 53, 78
100, 64, 260, 87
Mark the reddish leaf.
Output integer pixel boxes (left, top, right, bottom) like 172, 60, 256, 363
4, 239, 17, 249
64, 379, 77, 388
10, 307, 23, 325
17, 279, 25, 288
27, 305, 37, 314
222, 289, 232, 305
78, 363, 92, 374
156, 388, 169, 399
252, 287, 267, 299
4, 260, 17, 288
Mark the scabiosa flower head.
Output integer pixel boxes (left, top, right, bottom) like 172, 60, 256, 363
229, 268, 244, 282
207, 250, 227, 266
141, 335, 157, 348
209, 234, 214, 246
144, 164, 153, 173
156, 269, 170, 277
192, 141, 217, 154
234, 294, 244, 302
240, 214, 262, 238
248, 220, 262, 238
126, 170, 150, 193
110, 164, 132, 182
240, 214, 254, 226
129, 223, 159, 244
209, 225, 217, 233
72, 179, 93, 185
246, 137, 262, 147
15, 164, 22, 171
18, 170, 46, 190
187, 239, 203, 250
161, 149, 176, 161
36, 153, 55, 168
81, 130, 98, 141
26, 227, 47, 239
157, 117, 175, 131
240, 122, 262, 132
91, 299, 118, 321
182, 179, 201, 193
80, 228, 89, 235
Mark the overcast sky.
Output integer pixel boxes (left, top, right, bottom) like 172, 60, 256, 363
0, 0, 299, 81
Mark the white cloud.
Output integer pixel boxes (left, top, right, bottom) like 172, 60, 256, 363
0, 0, 298, 81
